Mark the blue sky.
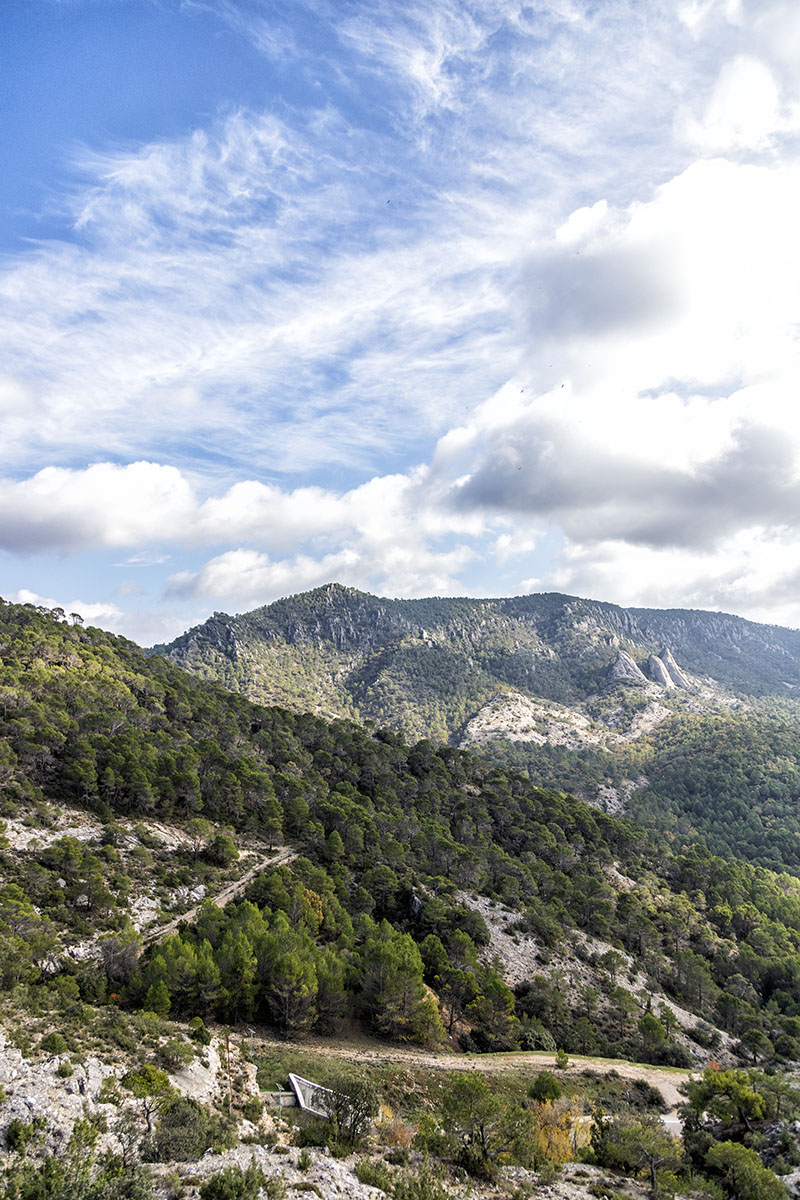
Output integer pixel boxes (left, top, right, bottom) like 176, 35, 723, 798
2, 0, 800, 643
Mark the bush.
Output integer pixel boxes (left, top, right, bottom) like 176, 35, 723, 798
188, 1016, 212, 1046
326, 1072, 379, 1148
393, 1162, 451, 1200
529, 1071, 561, 1102
537, 1160, 561, 1185
5, 1117, 44, 1152
354, 1158, 393, 1191
381, 1117, 414, 1149
205, 834, 239, 867
199, 1163, 275, 1200
413, 1113, 449, 1158
295, 1119, 330, 1149
40, 1031, 68, 1055
144, 1096, 215, 1161
241, 1095, 264, 1123
157, 1037, 195, 1070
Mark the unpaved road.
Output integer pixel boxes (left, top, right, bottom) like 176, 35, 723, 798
252, 1031, 694, 1110
142, 846, 297, 947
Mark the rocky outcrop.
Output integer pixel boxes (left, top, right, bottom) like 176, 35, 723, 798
661, 647, 694, 690
460, 691, 603, 750
0, 1034, 117, 1153
648, 655, 674, 688
609, 650, 649, 686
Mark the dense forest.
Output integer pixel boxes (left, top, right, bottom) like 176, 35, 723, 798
4, 597, 800, 1066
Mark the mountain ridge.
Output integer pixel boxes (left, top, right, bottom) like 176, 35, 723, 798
150, 584, 800, 876
152, 583, 800, 712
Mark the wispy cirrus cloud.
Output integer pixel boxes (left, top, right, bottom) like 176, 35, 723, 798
0, 1, 725, 484
4, 0, 800, 639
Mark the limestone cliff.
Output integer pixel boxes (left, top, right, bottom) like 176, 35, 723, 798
609, 649, 650, 686
648, 654, 674, 688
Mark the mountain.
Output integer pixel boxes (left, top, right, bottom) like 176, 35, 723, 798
4, 595, 800, 1198
4, 591, 799, 1062
152, 584, 800, 875
152, 584, 800, 727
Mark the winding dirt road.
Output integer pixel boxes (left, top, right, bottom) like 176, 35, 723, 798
142, 845, 297, 947
252, 1031, 695, 1110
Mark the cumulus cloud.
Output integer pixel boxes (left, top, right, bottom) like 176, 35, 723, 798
165, 538, 476, 608
0, 463, 196, 553
681, 55, 796, 150
450, 418, 800, 550
5, 0, 800, 637
525, 527, 800, 631
7, 589, 127, 632
5, 587, 201, 648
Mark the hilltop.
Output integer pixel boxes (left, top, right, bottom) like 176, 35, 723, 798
152, 584, 800, 875
152, 584, 800, 723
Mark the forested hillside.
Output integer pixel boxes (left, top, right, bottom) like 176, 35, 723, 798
3, 596, 800, 1066
7, 596, 800, 1198
154, 585, 800, 710
153, 583, 800, 876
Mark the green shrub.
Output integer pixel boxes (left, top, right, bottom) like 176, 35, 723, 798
144, 1096, 216, 1162
205, 834, 239, 867
188, 1016, 212, 1046
241, 1096, 264, 1123
5, 1117, 45, 1152
412, 1113, 449, 1157
40, 1030, 68, 1055
326, 1072, 379, 1148
157, 1037, 195, 1070
393, 1162, 450, 1200
537, 1160, 561, 1185
295, 1120, 329, 1149
297, 1148, 312, 1172
528, 1071, 561, 1102
354, 1158, 392, 1191
198, 1162, 274, 1200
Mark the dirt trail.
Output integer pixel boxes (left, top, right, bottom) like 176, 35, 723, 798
142, 846, 297, 947
253, 1032, 695, 1111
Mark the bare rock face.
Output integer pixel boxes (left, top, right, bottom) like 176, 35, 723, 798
609, 650, 649, 686
648, 655, 675, 688
0, 1034, 117, 1153
661, 647, 694, 690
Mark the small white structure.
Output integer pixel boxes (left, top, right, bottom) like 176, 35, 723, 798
288, 1072, 336, 1118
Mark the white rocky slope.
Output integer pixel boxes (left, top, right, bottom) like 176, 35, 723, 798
459, 893, 737, 1069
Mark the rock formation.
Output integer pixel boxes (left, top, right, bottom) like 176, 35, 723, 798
648, 655, 675, 688
661, 647, 694, 690
609, 650, 649, 685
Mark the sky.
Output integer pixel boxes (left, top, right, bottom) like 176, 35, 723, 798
2, 0, 800, 645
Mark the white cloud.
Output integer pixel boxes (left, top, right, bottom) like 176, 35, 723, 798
165, 537, 476, 609
0, 0, 714, 482
681, 55, 795, 150
5, 0, 800, 640
7, 588, 127, 631
528, 528, 800, 630
0, 463, 197, 553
